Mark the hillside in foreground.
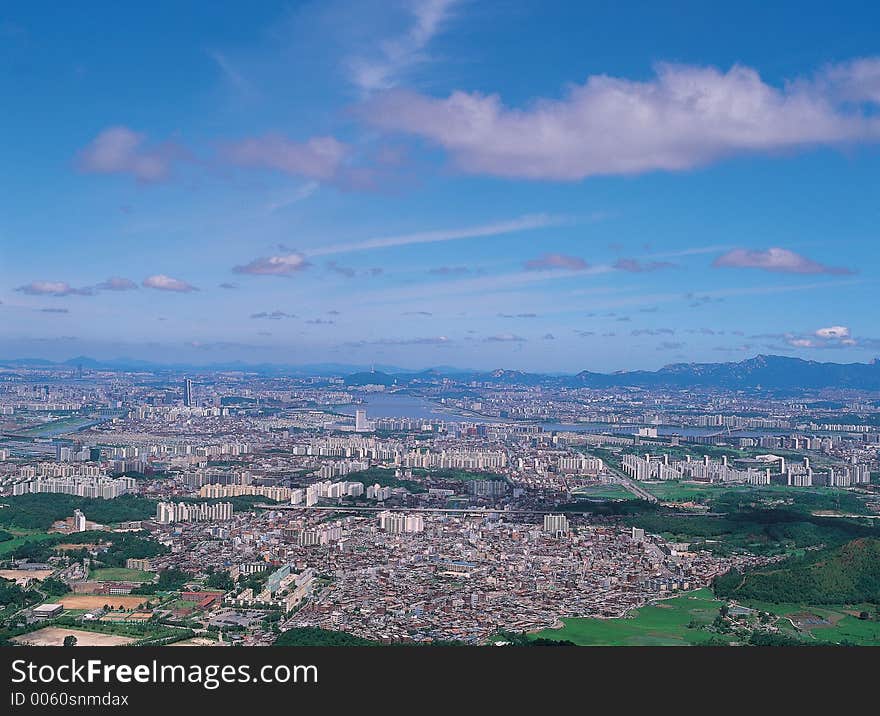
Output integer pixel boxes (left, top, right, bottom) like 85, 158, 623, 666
715, 538, 880, 604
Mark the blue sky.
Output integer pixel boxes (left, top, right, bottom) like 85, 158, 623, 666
1, 0, 879, 372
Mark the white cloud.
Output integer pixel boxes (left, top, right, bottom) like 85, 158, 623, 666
233, 253, 311, 276
223, 135, 348, 181
15, 281, 92, 297
713, 248, 852, 274
142, 275, 198, 292
77, 126, 180, 182
783, 325, 860, 349
815, 326, 850, 339
524, 253, 589, 271
360, 59, 880, 180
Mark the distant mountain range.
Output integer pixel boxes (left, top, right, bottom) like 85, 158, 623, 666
3, 354, 880, 391
346, 355, 880, 390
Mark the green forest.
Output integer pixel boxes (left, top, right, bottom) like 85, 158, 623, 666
714, 538, 880, 604
0, 494, 156, 531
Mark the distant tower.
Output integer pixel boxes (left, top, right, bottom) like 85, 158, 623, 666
183, 378, 193, 407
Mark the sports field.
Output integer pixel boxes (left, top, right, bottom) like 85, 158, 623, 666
531, 589, 725, 646
0, 568, 54, 582
51, 595, 149, 610
11, 627, 135, 646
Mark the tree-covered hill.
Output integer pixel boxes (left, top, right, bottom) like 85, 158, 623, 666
715, 538, 880, 604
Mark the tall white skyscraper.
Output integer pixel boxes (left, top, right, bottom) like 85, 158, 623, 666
355, 409, 368, 432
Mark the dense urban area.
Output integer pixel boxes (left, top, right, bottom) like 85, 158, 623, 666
2, 358, 879, 647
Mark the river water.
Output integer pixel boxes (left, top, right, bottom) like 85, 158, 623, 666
335, 393, 785, 437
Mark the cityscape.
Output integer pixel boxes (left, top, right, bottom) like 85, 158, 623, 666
2, 1, 880, 651
0, 362, 878, 646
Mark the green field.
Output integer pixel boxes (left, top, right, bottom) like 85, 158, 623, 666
571, 484, 634, 500
641, 482, 718, 502
89, 568, 155, 583
12, 415, 100, 437
749, 601, 880, 645
531, 589, 726, 646
641, 481, 864, 505
0, 530, 57, 556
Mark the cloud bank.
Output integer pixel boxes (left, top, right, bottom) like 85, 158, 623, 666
360, 58, 880, 180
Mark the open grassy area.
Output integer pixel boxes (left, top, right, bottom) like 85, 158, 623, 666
641, 481, 719, 502
782, 611, 880, 645
12, 415, 102, 438
531, 589, 726, 646
571, 484, 634, 500
0, 530, 57, 556
641, 481, 865, 506
89, 567, 155, 583
729, 599, 880, 645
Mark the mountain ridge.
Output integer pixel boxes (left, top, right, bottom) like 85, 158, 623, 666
2, 354, 880, 390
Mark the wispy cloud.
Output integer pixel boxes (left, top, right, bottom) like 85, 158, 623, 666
524, 253, 588, 271
614, 258, 675, 273
233, 253, 311, 276
307, 213, 561, 257
326, 261, 356, 278
346, 335, 451, 347
77, 126, 183, 182
347, 0, 460, 93
222, 135, 348, 181
485, 333, 526, 343
428, 265, 473, 276
713, 247, 854, 274
266, 182, 319, 213
95, 276, 138, 291
250, 311, 297, 320
16, 281, 93, 297
207, 49, 254, 95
